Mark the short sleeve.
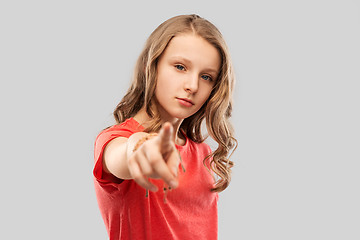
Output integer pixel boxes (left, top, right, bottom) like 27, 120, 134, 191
93, 119, 143, 185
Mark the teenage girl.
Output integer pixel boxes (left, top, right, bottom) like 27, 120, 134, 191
93, 14, 237, 240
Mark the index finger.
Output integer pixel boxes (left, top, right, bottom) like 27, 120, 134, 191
159, 122, 174, 155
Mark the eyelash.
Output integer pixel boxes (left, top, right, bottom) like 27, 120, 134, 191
201, 75, 212, 81
175, 64, 185, 71
174, 64, 213, 81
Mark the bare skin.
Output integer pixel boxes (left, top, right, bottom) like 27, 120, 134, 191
102, 33, 220, 193
103, 117, 181, 192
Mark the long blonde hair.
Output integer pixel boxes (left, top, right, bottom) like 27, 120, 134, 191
113, 14, 237, 192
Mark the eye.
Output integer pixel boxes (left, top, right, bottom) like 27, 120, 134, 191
175, 64, 185, 71
201, 75, 212, 81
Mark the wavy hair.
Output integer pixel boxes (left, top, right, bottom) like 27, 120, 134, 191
113, 14, 237, 192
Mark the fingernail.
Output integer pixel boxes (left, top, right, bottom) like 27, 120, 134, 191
169, 180, 178, 189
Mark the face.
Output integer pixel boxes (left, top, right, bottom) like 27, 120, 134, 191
154, 33, 221, 121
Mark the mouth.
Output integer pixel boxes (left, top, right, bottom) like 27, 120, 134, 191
177, 98, 194, 105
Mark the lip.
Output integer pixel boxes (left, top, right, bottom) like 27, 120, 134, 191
176, 98, 194, 107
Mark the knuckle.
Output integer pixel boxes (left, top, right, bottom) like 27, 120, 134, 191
147, 152, 161, 164
142, 168, 153, 177
149, 158, 161, 167
132, 173, 143, 182
128, 157, 140, 168
127, 156, 135, 165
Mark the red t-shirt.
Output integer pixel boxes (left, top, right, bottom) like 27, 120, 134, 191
93, 118, 218, 240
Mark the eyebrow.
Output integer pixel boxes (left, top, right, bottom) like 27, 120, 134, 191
170, 56, 219, 75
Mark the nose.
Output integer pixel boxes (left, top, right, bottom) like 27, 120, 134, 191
184, 73, 199, 93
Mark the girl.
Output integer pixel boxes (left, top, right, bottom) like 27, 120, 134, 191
93, 14, 237, 240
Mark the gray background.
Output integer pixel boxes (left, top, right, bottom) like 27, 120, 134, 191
1, 0, 359, 239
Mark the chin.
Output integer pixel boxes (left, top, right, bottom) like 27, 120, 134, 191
156, 103, 198, 120
168, 111, 195, 120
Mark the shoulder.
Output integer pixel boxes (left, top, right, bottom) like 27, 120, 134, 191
182, 137, 212, 157
95, 118, 144, 148
95, 118, 144, 145
193, 140, 211, 151
93, 118, 145, 180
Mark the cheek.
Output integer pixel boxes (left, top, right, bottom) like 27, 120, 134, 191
156, 69, 179, 92
155, 74, 174, 100
198, 85, 214, 102
156, 79, 172, 97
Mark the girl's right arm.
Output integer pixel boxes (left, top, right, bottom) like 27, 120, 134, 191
102, 123, 180, 192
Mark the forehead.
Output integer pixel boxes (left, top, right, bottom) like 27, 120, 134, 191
162, 33, 221, 72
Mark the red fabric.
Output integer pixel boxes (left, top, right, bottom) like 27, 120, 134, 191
93, 118, 218, 240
